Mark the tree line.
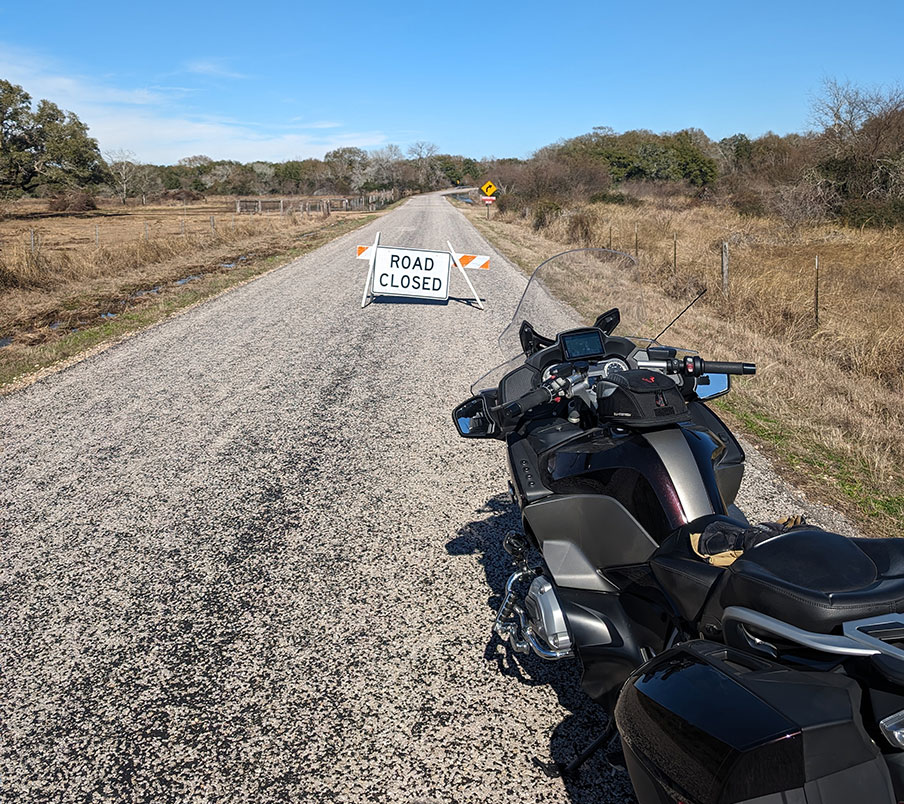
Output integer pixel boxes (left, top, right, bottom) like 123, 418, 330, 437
0, 80, 483, 207
488, 80, 904, 228
3, 76, 904, 227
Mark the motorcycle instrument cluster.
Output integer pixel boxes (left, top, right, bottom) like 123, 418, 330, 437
595, 358, 629, 378
560, 329, 606, 359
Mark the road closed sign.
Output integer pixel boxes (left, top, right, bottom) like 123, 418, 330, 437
373, 246, 451, 300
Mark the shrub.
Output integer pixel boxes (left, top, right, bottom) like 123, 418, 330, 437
564, 210, 594, 245
771, 182, 839, 227
47, 191, 97, 212
159, 189, 204, 203
589, 190, 643, 207
495, 192, 519, 214
531, 198, 561, 230
837, 198, 904, 228
730, 189, 767, 217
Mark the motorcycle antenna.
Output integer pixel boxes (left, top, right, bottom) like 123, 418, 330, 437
653, 289, 707, 343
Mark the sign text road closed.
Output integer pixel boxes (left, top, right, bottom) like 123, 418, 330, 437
373, 246, 451, 300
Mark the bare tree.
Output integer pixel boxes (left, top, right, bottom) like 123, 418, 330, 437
407, 141, 441, 191
104, 149, 140, 204
812, 79, 904, 158
177, 155, 214, 168
359, 144, 404, 189
133, 164, 162, 205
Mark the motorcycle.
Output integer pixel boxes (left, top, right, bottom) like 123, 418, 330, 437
453, 248, 904, 803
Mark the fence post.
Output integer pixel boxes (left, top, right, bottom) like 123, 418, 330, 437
280, 199, 284, 215
814, 255, 820, 327
673, 233, 677, 271
634, 222, 638, 258
180, 219, 185, 236
210, 215, 216, 232
144, 222, 149, 241
235, 199, 240, 214
721, 242, 730, 298
608, 225, 612, 250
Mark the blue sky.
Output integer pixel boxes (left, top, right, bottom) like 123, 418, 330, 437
1, 0, 902, 164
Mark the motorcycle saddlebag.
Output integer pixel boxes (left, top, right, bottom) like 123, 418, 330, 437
614, 640, 894, 804
598, 370, 690, 428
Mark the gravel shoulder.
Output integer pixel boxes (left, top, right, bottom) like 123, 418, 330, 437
0, 192, 855, 804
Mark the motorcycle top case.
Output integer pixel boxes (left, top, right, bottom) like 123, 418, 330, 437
598, 370, 690, 428
614, 640, 895, 804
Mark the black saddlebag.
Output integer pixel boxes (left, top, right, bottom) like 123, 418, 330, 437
615, 640, 894, 804
598, 370, 690, 428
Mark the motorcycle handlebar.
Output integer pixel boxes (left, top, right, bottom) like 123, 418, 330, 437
497, 385, 553, 420
639, 356, 757, 377
701, 360, 756, 375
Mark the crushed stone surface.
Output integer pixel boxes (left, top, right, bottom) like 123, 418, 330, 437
0, 193, 855, 804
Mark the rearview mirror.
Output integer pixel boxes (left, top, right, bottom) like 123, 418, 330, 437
696, 373, 730, 401
453, 395, 498, 438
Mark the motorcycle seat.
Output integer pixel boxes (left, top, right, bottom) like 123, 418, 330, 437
705, 530, 904, 634
650, 527, 727, 623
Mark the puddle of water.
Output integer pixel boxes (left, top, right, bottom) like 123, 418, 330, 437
220, 262, 236, 268
100, 313, 117, 320
0, 336, 13, 348
174, 274, 202, 286
50, 321, 63, 330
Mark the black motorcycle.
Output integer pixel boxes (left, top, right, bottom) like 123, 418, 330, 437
454, 248, 904, 804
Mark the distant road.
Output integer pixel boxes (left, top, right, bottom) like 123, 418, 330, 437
0, 192, 852, 803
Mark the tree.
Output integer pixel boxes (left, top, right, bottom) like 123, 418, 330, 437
105, 149, 140, 204
668, 130, 718, 186
324, 147, 368, 193
811, 80, 904, 200
718, 134, 754, 173
407, 141, 443, 191
133, 163, 162, 204
177, 155, 214, 168
360, 145, 403, 190
0, 79, 105, 196
0, 80, 34, 195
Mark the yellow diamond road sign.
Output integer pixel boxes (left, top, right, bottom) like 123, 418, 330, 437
481, 180, 497, 196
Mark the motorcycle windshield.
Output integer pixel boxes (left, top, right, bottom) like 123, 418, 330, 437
471, 248, 648, 393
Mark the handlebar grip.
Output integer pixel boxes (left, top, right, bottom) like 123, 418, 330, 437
501, 385, 553, 419
703, 361, 756, 375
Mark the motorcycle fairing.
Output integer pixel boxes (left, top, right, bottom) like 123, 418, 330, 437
558, 584, 672, 714
522, 423, 728, 548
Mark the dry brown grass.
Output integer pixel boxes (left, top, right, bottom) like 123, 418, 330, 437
454, 195, 904, 536
0, 197, 363, 334
0, 196, 382, 388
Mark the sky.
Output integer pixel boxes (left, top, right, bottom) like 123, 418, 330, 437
1, 0, 903, 165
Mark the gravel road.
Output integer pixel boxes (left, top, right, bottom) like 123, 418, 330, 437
0, 193, 855, 804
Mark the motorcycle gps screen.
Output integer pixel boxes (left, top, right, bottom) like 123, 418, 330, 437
562, 330, 605, 359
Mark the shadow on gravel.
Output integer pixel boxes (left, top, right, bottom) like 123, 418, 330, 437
446, 493, 637, 804
367, 296, 484, 308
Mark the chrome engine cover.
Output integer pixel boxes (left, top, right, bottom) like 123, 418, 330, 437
524, 576, 573, 652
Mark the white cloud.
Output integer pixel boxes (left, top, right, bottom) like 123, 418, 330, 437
184, 59, 247, 80
0, 43, 387, 163
89, 110, 387, 163
289, 118, 343, 129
